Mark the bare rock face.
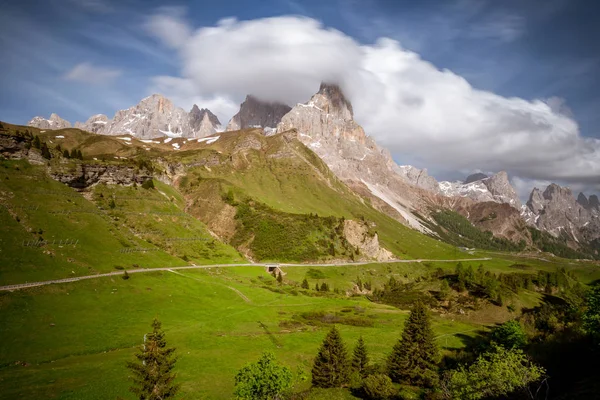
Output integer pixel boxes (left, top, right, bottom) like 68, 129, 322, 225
28, 113, 71, 130
277, 82, 433, 233
438, 171, 521, 209
226, 95, 291, 133
523, 183, 599, 241
590, 195, 600, 210
66, 95, 220, 139
50, 164, 152, 190
395, 165, 441, 192
74, 114, 109, 134
0, 133, 46, 165
343, 220, 394, 261
484, 171, 522, 209
465, 173, 488, 184
189, 105, 221, 138
102, 94, 192, 139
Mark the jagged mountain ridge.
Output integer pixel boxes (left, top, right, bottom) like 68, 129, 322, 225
29, 94, 222, 139
28, 113, 71, 130
225, 95, 291, 134
522, 183, 600, 244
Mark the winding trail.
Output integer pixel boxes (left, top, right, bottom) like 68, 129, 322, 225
0, 258, 491, 292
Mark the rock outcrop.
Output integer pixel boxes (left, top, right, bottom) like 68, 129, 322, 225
28, 114, 71, 130
226, 95, 291, 133
343, 219, 394, 261
0, 133, 45, 165
50, 164, 152, 190
465, 173, 489, 184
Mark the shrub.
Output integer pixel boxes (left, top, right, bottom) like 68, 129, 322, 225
142, 179, 155, 190
362, 374, 396, 399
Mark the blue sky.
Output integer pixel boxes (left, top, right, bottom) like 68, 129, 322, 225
1, 0, 598, 194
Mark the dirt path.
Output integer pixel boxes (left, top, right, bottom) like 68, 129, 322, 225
0, 258, 491, 292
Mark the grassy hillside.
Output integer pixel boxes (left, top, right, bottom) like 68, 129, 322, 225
169, 130, 460, 261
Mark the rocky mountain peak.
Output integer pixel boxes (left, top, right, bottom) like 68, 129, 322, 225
189, 105, 221, 138
317, 82, 354, 118
485, 171, 522, 209
28, 113, 72, 130
74, 114, 109, 134
543, 183, 572, 201
464, 172, 489, 184
577, 192, 589, 208
589, 195, 600, 209
225, 95, 291, 133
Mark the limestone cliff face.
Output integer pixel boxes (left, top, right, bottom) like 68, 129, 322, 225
226, 95, 291, 133
523, 183, 600, 242
28, 114, 71, 130
189, 105, 221, 138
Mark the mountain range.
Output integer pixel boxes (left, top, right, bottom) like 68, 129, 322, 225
26, 84, 600, 257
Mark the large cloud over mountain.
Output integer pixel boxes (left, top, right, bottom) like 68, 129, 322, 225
145, 11, 600, 187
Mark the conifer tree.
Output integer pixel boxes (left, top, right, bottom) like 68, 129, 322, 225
352, 336, 369, 378
315, 283, 320, 291
32, 135, 41, 149
387, 302, 439, 387
40, 143, 51, 159
63, 149, 70, 158
301, 278, 309, 289
127, 319, 179, 400
320, 282, 329, 292
70, 149, 77, 159
312, 326, 350, 388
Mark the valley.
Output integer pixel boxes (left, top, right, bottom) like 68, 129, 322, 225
1, 82, 600, 400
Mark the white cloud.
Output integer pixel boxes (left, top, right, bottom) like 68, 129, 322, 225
144, 7, 191, 49
64, 62, 121, 84
144, 12, 600, 188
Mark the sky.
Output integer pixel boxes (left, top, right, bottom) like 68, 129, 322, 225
1, 0, 599, 199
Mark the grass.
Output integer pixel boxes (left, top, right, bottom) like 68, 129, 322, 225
0, 266, 481, 399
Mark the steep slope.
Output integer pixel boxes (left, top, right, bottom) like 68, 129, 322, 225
155, 128, 459, 260
28, 113, 71, 130
226, 95, 291, 133
438, 171, 522, 209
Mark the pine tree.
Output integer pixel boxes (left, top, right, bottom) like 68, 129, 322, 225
320, 282, 329, 292
32, 135, 41, 149
127, 319, 179, 400
315, 283, 320, 291
70, 149, 77, 159
301, 278, 309, 289
311, 326, 350, 388
387, 302, 439, 387
77, 149, 83, 160
40, 143, 51, 159
352, 336, 369, 378
63, 149, 70, 158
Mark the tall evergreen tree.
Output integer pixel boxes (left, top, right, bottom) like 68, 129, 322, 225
301, 278, 310, 289
70, 149, 77, 159
63, 149, 70, 158
127, 319, 179, 399
311, 326, 350, 388
40, 143, 51, 159
387, 302, 439, 387
32, 135, 41, 149
352, 336, 369, 378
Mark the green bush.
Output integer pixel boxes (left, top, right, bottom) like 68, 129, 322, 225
362, 374, 396, 399
141, 179, 155, 190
